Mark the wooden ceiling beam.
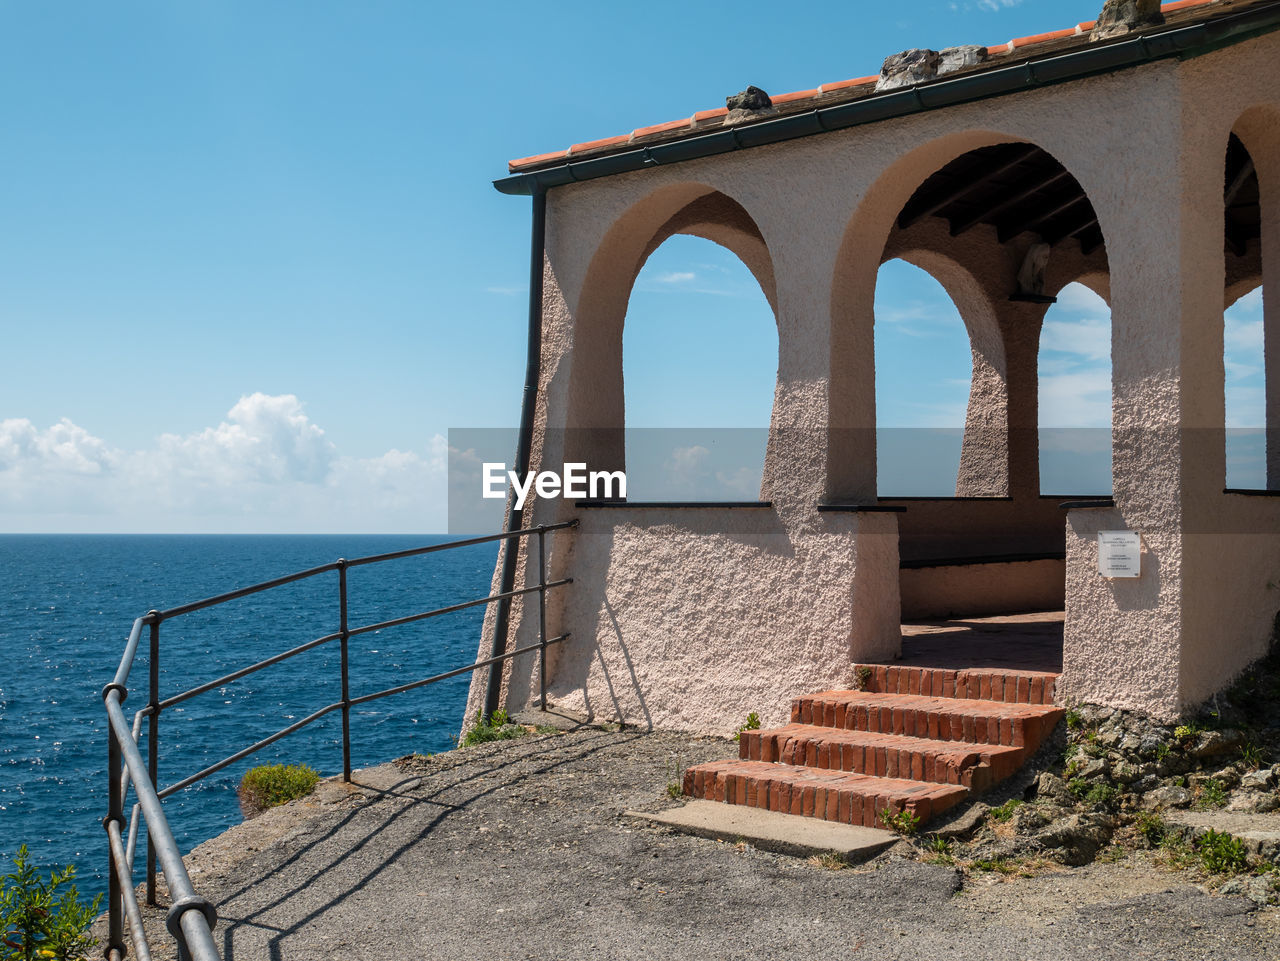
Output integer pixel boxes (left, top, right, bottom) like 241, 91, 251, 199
897, 144, 1041, 229
997, 190, 1089, 244
950, 168, 1073, 237
1045, 212, 1099, 247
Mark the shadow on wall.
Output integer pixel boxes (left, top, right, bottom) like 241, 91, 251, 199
548, 507, 800, 730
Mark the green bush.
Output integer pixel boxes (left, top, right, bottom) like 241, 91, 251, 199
1196, 829, 1248, 875
733, 712, 761, 742
238, 763, 320, 813
460, 709, 527, 747
0, 845, 100, 961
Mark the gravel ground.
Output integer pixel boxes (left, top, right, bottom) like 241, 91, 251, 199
107, 727, 1280, 961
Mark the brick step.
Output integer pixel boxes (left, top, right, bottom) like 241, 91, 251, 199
683, 758, 970, 828
853, 664, 1057, 705
739, 723, 1027, 792
792, 691, 1063, 748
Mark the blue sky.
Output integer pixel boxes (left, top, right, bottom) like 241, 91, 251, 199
0, 1, 1264, 531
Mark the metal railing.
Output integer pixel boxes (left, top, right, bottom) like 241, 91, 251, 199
101, 521, 576, 961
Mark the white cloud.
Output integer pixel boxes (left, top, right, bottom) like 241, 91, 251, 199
1040, 315, 1110, 363
656, 271, 696, 284
1039, 369, 1112, 428
0, 395, 449, 532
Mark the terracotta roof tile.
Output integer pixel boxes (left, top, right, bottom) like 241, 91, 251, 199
509, 149, 569, 172
693, 107, 729, 122
1011, 28, 1078, 48
631, 118, 692, 140
771, 88, 821, 105
568, 134, 630, 156
1077, 20, 1098, 30
819, 75, 879, 93
1163, 0, 1216, 10
987, 42, 1013, 55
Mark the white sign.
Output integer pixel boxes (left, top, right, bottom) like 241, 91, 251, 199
1098, 531, 1141, 578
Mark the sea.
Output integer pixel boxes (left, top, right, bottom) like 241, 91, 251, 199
0, 533, 499, 903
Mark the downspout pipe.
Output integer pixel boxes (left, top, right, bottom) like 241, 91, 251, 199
484, 187, 547, 719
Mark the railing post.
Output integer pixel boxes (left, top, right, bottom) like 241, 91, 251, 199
105, 701, 126, 961
147, 613, 161, 906
338, 560, 351, 782
537, 527, 548, 711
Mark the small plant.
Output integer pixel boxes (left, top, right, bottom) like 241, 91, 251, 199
1194, 778, 1228, 811
808, 852, 848, 871
1067, 776, 1090, 799
878, 808, 921, 836
1084, 783, 1120, 809
0, 845, 101, 961
923, 835, 953, 864
855, 666, 874, 691
1196, 829, 1248, 875
989, 798, 1023, 823
734, 712, 762, 742
238, 763, 320, 814
1135, 811, 1166, 847
969, 857, 1016, 875
1065, 706, 1083, 730
666, 781, 683, 799
1155, 741, 1172, 762
460, 709, 527, 748
1174, 722, 1201, 742
1241, 739, 1264, 770
1062, 743, 1080, 764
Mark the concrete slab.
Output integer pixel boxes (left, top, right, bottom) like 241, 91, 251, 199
511, 706, 592, 731
897, 610, 1064, 673
625, 799, 898, 862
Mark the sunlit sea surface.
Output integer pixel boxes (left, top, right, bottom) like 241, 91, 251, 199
0, 534, 497, 901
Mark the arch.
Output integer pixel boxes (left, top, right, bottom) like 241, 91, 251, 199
561, 182, 781, 486
873, 257, 975, 496
829, 129, 1112, 499
1038, 282, 1113, 495
1220, 106, 1280, 489
622, 234, 778, 499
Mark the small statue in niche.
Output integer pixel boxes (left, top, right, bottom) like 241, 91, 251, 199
1012, 242, 1056, 304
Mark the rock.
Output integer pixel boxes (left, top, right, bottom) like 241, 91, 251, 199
938, 45, 987, 75
1228, 790, 1280, 814
1242, 768, 1276, 790
1138, 735, 1164, 759
1220, 878, 1248, 897
1110, 761, 1138, 784
1039, 813, 1113, 866
1098, 728, 1122, 749
876, 49, 941, 92
931, 801, 990, 839
1076, 757, 1108, 780
726, 86, 772, 111
1035, 772, 1075, 806
1010, 805, 1050, 834
1142, 785, 1191, 810
1190, 729, 1245, 759
723, 86, 777, 127
1091, 0, 1164, 42
1247, 875, 1278, 905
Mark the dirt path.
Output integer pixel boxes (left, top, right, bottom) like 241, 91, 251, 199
103, 728, 1280, 961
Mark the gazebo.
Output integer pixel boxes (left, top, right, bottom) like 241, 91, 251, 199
466, 0, 1280, 756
